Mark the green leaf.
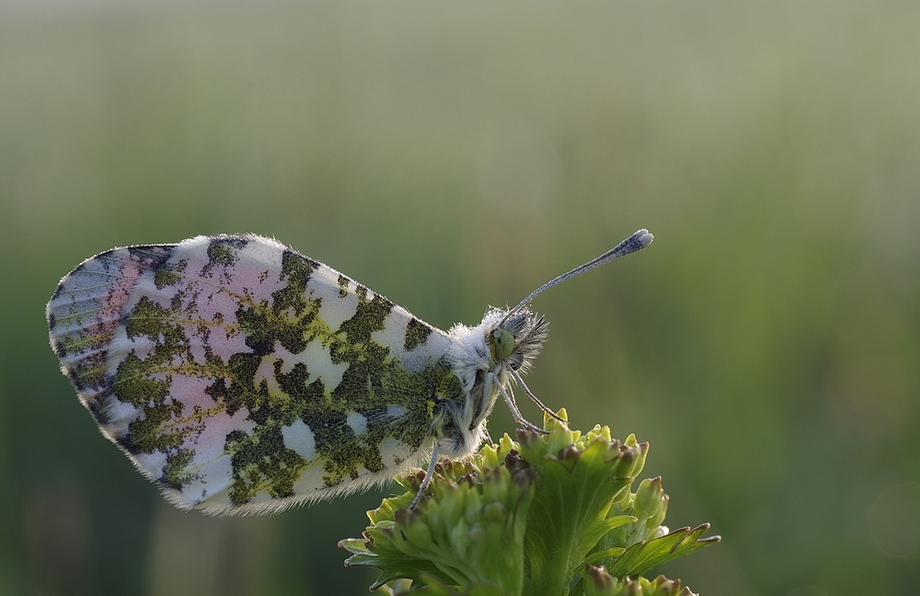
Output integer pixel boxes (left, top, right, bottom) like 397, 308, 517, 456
518, 418, 649, 595
604, 524, 721, 578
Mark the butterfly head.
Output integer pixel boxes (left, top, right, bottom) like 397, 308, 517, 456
487, 307, 548, 375
437, 307, 547, 457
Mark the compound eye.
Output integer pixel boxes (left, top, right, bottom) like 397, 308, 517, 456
490, 327, 515, 361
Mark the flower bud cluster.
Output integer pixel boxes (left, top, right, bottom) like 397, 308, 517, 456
584, 569, 698, 596
340, 410, 719, 595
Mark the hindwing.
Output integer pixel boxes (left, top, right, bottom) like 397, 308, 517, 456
47, 234, 456, 514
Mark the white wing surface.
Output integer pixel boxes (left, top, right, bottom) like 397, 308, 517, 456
47, 235, 456, 515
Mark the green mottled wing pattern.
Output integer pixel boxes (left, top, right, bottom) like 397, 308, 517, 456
47, 234, 459, 515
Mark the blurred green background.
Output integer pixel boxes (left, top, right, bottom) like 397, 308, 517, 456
2, 1, 919, 594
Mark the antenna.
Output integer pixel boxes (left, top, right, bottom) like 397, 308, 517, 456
502, 229, 653, 323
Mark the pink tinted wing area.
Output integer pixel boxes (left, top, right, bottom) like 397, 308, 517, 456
47, 242, 176, 416
46, 235, 296, 509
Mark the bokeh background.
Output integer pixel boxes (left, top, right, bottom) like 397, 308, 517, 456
2, 1, 919, 594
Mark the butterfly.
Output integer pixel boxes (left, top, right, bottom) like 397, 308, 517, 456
46, 230, 652, 515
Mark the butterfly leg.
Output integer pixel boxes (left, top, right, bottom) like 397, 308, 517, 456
410, 442, 440, 509
490, 373, 548, 435
509, 368, 566, 423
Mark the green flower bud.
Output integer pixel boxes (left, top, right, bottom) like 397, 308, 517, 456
635, 477, 668, 525
395, 509, 433, 550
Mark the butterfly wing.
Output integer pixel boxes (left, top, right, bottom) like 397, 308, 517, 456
47, 234, 455, 515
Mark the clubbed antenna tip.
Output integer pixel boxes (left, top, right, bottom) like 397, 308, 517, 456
504, 229, 654, 320
627, 229, 654, 253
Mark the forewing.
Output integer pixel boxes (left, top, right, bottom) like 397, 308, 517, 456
47, 234, 453, 514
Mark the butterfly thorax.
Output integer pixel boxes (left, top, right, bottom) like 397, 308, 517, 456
435, 307, 548, 458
